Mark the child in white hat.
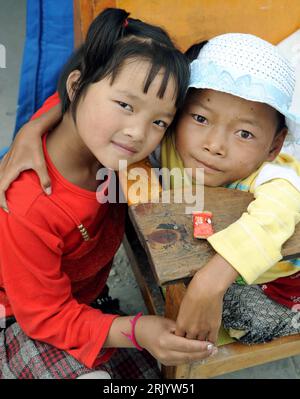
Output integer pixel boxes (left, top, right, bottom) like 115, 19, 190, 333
165, 33, 300, 344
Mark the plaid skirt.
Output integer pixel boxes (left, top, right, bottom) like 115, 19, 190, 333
0, 319, 161, 379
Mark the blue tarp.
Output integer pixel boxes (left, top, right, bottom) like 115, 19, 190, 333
13, 0, 74, 137
0, 147, 8, 159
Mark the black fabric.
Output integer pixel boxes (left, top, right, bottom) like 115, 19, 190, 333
0, 316, 17, 332
222, 283, 300, 343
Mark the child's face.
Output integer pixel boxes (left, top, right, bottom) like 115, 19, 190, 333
72, 60, 177, 170
175, 89, 285, 186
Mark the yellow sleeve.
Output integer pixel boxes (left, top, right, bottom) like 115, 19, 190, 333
207, 179, 300, 284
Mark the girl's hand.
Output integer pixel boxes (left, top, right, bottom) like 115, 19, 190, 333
0, 104, 61, 212
0, 122, 50, 212
135, 315, 216, 366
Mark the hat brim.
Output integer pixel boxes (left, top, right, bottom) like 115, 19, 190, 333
189, 81, 300, 144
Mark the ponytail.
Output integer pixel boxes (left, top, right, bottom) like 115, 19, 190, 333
83, 8, 129, 76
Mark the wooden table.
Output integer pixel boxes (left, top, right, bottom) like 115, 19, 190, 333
124, 187, 300, 379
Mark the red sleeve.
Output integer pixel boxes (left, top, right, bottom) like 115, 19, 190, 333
0, 199, 118, 368
31, 92, 61, 121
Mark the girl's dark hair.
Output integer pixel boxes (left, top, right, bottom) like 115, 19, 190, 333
165, 40, 210, 132
57, 8, 190, 119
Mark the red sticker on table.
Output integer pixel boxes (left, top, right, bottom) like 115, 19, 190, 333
193, 211, 214, 239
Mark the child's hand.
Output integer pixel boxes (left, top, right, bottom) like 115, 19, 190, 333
175, 254, 239, 344
0, 102, 62, 212
135, 315, 216, 366
0, 121, 51, 212
175, 270, 224, 344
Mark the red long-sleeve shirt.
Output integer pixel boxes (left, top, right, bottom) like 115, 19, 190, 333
0, 94, 126, 368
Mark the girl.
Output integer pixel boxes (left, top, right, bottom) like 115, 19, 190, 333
0, 8, 216, 380
3, 34, 300, 348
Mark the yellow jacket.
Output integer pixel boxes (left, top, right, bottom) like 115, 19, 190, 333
208, 153, 300, 284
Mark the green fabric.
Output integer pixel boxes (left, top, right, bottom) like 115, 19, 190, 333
161, 132, 192, 189
235, 275, 247, 285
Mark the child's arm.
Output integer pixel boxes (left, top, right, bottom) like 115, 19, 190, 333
176, 177, 300, 343
104, 314, 217, 366
175, 254, 238, 344
207, 178, 300, 284
0, 102, 62, 212
0, 211, 216, 368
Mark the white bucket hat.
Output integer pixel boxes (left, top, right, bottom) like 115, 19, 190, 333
189, 33, 300, 144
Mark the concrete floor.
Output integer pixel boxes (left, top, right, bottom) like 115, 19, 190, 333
0, 0, 300, 379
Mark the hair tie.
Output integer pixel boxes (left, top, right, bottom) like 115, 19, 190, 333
123, 18, 129, 28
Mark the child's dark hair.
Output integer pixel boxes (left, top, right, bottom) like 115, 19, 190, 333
58, 8, 190, 119
276, 111, 287, 134
184, 41, 208, 62
184, 39, 287, 134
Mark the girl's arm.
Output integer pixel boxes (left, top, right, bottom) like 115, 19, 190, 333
103, 313, 217, 366
1, 204, 216, 368
0, 103, 62, 212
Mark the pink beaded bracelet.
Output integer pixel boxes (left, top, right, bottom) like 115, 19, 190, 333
121, 312, 143, 351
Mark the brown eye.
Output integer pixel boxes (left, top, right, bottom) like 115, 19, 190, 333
238, 130, 254, 139
192, 114, 208, 124
118, 101, 133, 112
154, 120, 168, 129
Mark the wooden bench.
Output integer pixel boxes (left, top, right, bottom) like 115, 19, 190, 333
74, 0, 300, 379
127, 187, 300, 378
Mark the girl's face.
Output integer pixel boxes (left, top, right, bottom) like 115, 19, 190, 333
72, 60, 177, 170
175, 89, 286, 186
